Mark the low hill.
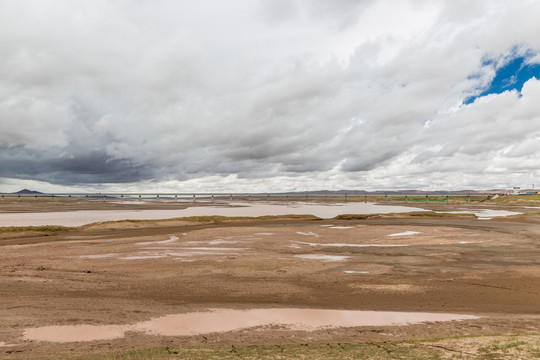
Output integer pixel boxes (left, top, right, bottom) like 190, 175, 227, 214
13, 189, 43, 194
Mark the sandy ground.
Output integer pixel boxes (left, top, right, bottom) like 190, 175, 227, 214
1, 200, 540, 358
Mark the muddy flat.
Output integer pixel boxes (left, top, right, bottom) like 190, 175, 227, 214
0, 199, 539, 359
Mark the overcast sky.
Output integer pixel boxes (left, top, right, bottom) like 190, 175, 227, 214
2, 0, 540, 193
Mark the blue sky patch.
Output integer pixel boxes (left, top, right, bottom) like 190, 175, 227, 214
464, 55, 540, 104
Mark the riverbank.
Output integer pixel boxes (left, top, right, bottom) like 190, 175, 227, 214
1, 202, 539, 359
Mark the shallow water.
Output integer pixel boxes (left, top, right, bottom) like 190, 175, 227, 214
443, 209, 521, 220
24, 324, 126, 343
296, 231, 319, 237
119, 255, 168, 260
387, 231, 421, 237
0, 202, 427, 227
295, 254, 350, 261
199, 240, 243, 245
0, 342, 16, 347
137, 235, 179, 246
23, 308, 478, 343
79, 253, 117, 259
180, 247, 246, 251
294, 241, 408, 248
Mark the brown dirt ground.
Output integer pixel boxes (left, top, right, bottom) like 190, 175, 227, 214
1, 200, 540, 359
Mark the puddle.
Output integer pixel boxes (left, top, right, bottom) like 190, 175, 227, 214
207, 240, 242, 245
137, 236, 179, 246
351, 284, 424, 293
387, 231, 420, 237
166, 251, 241, 256
320, 224, 334, 227
24, 324, 126, 343
142, 247, 175, 250
343, 271, 370, 274
443, 210, 521, 220
0, 203, 428, 227
180, 247, 246, 251
295, 254, 350, 261
328, 226, 354, 229
120, 255, 168, 260
22, 308, 478, 343
296, 232, 319, 237
186, 240, 240, 245
294, 241, 408, 248
0, 341, 17, 347
80, 253, 117, 259
478, 210, 521, 218
119, 249, 245, 259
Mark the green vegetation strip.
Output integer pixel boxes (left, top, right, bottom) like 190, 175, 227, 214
335, 212, 477, 220
401, 212, 477, 218
2, 212, 483, 233
85, 212, 477, 227
75, 334, 540, 360
87, 214, 320, 226
0, 225, 72, 233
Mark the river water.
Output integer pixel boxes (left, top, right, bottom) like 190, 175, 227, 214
0, 202, 427, 227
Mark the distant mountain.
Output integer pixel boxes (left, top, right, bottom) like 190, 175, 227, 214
14, 189, 43, 194
287, 189, 494, 195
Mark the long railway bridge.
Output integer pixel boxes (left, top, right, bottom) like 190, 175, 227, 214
0, 192, 495, 204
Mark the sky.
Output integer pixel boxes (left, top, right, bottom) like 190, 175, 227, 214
1, 0, 540, 193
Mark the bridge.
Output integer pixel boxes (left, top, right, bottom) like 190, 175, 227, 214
0, 192, 494, 204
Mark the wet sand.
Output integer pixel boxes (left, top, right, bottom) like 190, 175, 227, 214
1, 200, 539, 358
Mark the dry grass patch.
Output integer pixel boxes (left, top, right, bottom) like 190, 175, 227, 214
81, 215, 321, 230
335, 212, 476, 220
68, 334, 540, 360
0, 225, 72, 234
488, 194, 540, 205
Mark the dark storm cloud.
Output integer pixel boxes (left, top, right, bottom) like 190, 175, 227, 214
0, 148, 150, 184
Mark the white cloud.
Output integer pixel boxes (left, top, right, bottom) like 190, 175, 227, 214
1, 0, 540, 192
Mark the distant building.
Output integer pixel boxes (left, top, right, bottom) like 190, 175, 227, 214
509, 186, 539, 195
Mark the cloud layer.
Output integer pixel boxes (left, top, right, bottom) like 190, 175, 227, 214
1, 0, 540, 192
